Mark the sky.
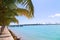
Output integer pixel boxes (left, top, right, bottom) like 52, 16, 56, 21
10, 0, 60, 25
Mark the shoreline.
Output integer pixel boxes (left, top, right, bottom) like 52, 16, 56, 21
9, 24, 60, 27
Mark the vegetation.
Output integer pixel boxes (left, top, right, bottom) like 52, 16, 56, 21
0, 0, 34, 36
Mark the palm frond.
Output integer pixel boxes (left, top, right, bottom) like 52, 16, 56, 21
20, 0, 34, 17
26, 0, 34, 17
0, 0, 34, 26
16, 0, 34, 17
16, 8, 32, 18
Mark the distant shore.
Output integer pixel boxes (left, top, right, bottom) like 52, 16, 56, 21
9, 24, 60, 27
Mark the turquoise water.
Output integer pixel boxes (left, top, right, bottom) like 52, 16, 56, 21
9, 25, 60, 40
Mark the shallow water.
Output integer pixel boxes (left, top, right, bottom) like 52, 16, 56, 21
9, 25, 60, 40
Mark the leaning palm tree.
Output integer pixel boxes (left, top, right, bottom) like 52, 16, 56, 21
0, 0, 34, 38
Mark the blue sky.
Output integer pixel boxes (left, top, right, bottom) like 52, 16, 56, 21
10, 0, 60, 25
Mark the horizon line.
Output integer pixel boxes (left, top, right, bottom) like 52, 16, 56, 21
9, 24, 60, 27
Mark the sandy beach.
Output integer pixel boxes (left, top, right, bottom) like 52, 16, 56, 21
0, 27, 14, 40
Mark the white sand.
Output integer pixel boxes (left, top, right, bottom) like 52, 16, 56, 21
0, 27, 14, 40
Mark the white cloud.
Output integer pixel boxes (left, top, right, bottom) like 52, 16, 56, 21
49, 13, 60, 18
39, 20, 46, 24
40, 22, 46, 24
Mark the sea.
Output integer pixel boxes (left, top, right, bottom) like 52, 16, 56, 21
9, 25, 60, 40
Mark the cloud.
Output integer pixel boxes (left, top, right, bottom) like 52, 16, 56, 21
49, 13, 60, 18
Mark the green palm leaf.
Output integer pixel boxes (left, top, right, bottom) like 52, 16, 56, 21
0, 0, 34, 26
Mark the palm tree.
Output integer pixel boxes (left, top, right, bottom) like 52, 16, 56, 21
0, 0, 34, 39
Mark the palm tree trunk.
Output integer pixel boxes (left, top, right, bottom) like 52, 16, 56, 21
0, 25, 5, 35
